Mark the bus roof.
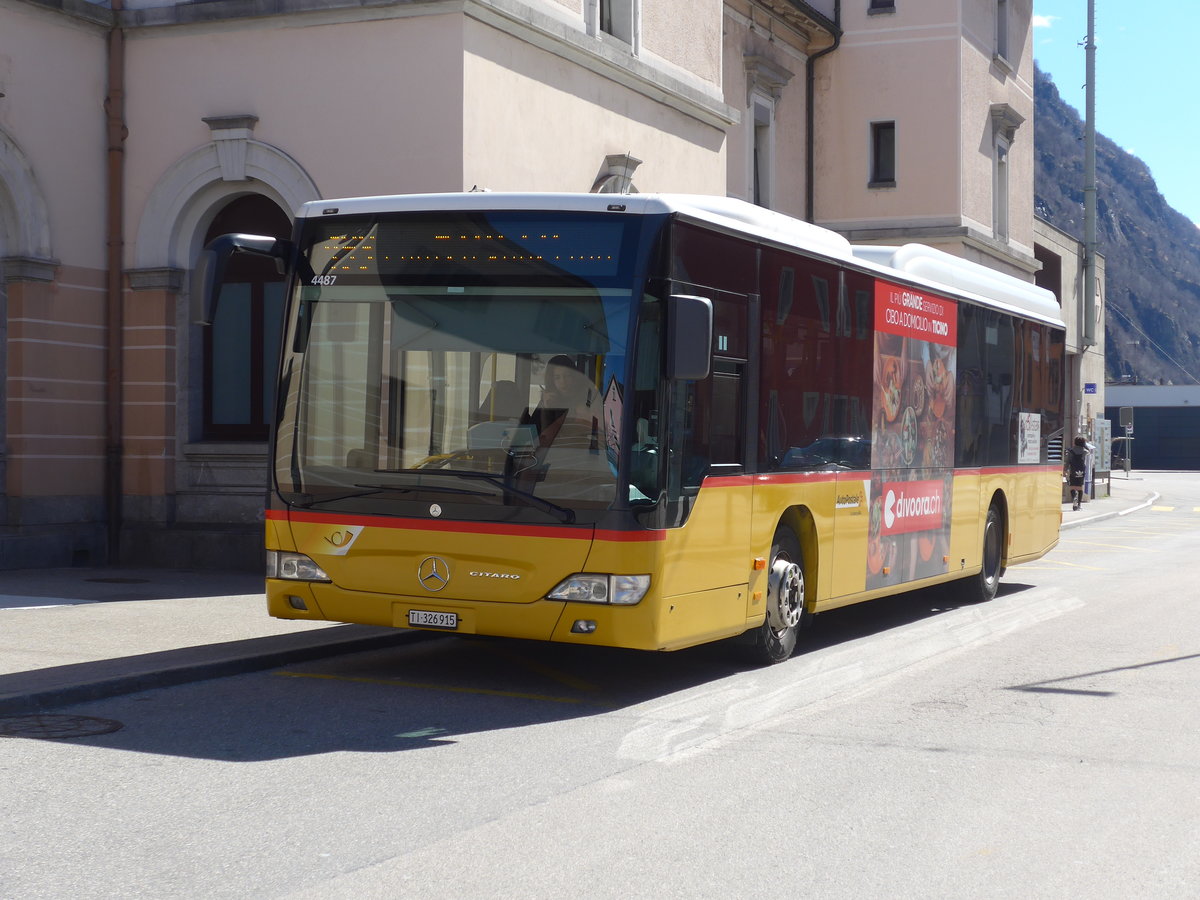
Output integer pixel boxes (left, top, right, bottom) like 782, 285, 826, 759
298, 192, 1065, 329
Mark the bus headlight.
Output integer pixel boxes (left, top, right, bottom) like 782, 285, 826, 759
547, 574, 650, 606
267, 550, 331, 582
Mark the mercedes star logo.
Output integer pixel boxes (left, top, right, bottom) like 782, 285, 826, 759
417, 556, 450, 592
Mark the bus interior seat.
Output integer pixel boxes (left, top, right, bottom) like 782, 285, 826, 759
474, 380, 524, 423
346, 448, 375, 469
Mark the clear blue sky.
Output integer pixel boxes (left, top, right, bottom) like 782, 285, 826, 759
1033, 1, 1200, 225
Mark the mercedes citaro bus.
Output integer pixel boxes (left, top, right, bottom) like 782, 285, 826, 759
194, 193, 1065, 664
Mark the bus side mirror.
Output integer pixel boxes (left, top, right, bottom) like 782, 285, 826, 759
191, 233, 292, 326
667, 293, 712, 381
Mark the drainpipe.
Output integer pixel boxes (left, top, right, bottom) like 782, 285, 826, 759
105, 0, 126, 563
805, 0, 841, 223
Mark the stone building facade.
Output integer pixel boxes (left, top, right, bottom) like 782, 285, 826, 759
1, 0, 1070, 570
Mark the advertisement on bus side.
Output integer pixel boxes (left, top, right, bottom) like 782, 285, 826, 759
868, 281, 957, 588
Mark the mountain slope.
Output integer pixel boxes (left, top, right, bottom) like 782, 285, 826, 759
1034, 65, 1200, 384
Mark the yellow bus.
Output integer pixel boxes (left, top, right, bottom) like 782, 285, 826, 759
197, 193, 1065, 664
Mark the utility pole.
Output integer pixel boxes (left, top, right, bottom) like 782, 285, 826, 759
1083, 0, 1097, 347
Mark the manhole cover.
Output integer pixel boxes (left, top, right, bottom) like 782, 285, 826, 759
0, 715, 124, 739
84, 578, 150, 585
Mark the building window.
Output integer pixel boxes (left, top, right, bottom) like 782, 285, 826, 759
996, 0, 1010, 62
994, 135, 1010, 241
870, 121, 896, 187
201, 195, 290, 441
596, 0, 638, 48
743, 55, 793, 208
1034, 244, 1064, 305
988, 102, 1023, 241
869, 0, 896, 13
752, 94, 775, 208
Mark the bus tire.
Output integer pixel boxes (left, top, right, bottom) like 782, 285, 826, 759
967, 503, 1003, 603
747, 528, 805, 665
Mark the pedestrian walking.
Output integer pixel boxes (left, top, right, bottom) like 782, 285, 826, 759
1066, 435, 1088, 510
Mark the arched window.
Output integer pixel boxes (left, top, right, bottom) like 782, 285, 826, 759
202, 195, 291, 441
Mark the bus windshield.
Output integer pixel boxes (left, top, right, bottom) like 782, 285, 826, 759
273, 211, 660, 524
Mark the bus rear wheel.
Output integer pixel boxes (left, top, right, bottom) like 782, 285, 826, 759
966, 504, 1003, 603
747, 528, 805, 665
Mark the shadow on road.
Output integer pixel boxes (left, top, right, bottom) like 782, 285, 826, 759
7, 579, 1034, 762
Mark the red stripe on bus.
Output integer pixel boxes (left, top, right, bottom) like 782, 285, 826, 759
753, 472, 841, 486
700, 475, 756, 487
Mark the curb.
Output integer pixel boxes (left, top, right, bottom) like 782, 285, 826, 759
0, 626, 422, 716
1060, 491, 1160, 530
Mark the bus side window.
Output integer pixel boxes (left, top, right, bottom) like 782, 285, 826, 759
710, 361, 744, 468
630, 295, 664, 504
957, 304, 1018, 467
678, 379, 711, 490
759, 254, 869, 469
677, 362, 744, 489
985, 314, 1016, 465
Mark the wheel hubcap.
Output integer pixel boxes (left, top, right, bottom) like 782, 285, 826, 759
766, 558, 803, 632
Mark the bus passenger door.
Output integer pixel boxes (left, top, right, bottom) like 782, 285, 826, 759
659, 290, 754, 616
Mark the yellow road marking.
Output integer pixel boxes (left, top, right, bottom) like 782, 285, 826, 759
1041, 559, 1108, 571
276, 670, 602, 706
1151, 506, 1176, 512
1060, 539, 1142, 550
1114, 529, 1188, 536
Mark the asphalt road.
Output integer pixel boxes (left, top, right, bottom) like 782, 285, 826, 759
3, 475, 1199, 898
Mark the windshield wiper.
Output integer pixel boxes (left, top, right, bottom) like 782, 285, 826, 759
293, 482, 491, 507
292, 472, 575, 523
421, 469, 576, 524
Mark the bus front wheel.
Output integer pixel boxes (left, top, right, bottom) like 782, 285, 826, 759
747, 528, 805, 665
966, 504, 1003, 603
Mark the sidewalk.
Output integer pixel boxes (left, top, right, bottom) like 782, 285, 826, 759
1060, 470, 1157, 530
0, 567, 414, 715
0, 475, 1162, 716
